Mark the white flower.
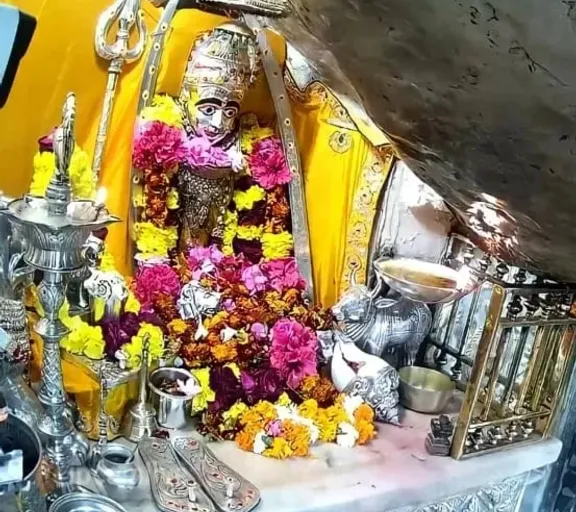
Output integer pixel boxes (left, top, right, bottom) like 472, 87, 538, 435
253, 431, 267, 455
343, 395, 364, 422
114, 350, 127, 370
299, 417, 320, 444
275, 404, 297, 421
220, 326, 237, 342
177, 378, 201, 397
336, 422, 359, 448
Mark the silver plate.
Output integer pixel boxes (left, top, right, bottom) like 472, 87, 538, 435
173, 437, 260, 512
49, 492, 127, 512
139, 436, 215, 512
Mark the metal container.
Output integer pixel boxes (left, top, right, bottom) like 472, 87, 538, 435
148, 367, 197, 429
398, 366, 455, 414
95, 444, 139, 503
374, 258, 479, 304
49, 492, 127, 512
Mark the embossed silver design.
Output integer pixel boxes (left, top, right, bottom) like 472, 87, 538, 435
50, 492, 128, 512
333, 268, 432, 366
139, 436, 215, 512
0, 93, 119, 500
388, 474, 527, 512
173, 437, 260, 512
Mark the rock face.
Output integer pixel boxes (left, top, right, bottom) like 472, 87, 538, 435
269, 0, 576, 281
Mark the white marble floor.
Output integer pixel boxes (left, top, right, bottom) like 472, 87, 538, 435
4, 410, 562, 512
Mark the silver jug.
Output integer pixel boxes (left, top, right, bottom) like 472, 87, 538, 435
95, 444, 139, 502
148, 367, 197, 429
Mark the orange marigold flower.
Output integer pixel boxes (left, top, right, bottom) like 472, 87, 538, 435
283, 420, 311, 457
236, 428, 256, 452
180, 342, 211, 367
211, 342, 238, 363
167, 319, 188, 336
354, 403, 375, 424
356, 420, 377, 445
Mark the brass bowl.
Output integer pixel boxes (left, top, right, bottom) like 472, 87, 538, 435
374, 257, 479, 304
398, 366, 455, 414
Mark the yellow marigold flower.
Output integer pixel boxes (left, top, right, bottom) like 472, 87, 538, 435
276, 393, 291, 407
83, 330, 106, 360
326, 405, 348, 425
140, 95, 183, 128
222, 401, 248, 430
166, 188, 180, 209
236, 225, 263, 241
124, 323, 165, 369
211, 342, 238, 363
234, 186, 266, 211
99, 250, 117, 272
223, 210, 238, 250
133, 222, 178, 258
167, 319, 187, 336
191, 368, 215, 413
315, 410, 338, 443
262, 232, 293, 260
124, 291, 141, 314
264, 437, 293, 459
61, 322, 105, 360
240, 115, 275, 153
133, 188, 145, 207
298, 399, 319, 420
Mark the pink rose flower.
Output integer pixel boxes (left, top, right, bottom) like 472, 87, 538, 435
261, 258, 306, 294
133, 121, 186, 171
241, 264, 268, 295
248, 136, 292, 190
266, 420, 284, 437
134, 263, 181, 307
270, 318, 318, 388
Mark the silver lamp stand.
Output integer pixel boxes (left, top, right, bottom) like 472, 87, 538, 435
1, 93, 119, 501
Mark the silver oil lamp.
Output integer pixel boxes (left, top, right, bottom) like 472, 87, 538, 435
0, 93, 119, 500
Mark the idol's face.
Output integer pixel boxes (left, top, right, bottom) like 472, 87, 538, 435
192, 98, 240, 145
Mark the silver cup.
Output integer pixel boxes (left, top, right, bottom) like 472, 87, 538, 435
148, 368, 197, 429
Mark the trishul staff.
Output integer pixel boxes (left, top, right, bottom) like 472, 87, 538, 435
93, 0, 146, 180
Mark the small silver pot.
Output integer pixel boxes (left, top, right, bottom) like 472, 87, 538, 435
95, 444, 139, 503
148, 367, 197, 429
398, 366, 455, 414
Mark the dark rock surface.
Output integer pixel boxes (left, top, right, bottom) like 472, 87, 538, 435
270, 0, 576, 280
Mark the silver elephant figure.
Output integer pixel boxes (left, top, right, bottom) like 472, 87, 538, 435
332, 269, 432, 367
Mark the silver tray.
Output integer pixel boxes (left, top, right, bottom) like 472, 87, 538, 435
139, 436, 215, 512
49, 492, 127, 512
173, 437, 260, 512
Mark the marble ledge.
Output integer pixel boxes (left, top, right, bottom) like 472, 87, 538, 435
69, 410, 562, 512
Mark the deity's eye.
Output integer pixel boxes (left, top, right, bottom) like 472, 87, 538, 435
197, 104, 217, 116
223, 107, 238, 119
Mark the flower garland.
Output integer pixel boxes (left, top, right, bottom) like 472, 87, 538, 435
125, 94, 379, 458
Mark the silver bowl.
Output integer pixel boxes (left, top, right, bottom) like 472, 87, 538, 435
49, 492, 127, 512
374, 257, 479, 304
398, 366, 455, 414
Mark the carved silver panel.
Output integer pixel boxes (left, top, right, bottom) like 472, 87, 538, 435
389, 474, 527, 512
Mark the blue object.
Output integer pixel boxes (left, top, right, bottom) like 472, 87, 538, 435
0, 4, 36, 108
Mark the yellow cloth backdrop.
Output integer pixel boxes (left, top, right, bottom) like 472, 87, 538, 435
1, 0, 393, 434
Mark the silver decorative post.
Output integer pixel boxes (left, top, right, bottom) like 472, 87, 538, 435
93, 0, 146, 179
0, 93, 120, 500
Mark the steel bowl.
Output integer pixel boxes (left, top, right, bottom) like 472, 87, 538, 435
49, 492, 127, 512
148, 367, 198, 429
398, 366, 455, 414
374, 257, 479, 304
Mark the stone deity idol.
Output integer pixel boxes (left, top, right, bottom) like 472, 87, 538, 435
177, 22, 260, 249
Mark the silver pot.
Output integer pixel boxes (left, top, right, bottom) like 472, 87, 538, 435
95, 444, 139, 503
148, 367, 197, 429
49, 492, 127, 512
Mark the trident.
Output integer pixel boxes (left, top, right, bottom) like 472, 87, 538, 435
93, 0, 146, 180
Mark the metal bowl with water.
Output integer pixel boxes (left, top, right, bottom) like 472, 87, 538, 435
374, 257, 479, 304
398, 366, 455, 414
